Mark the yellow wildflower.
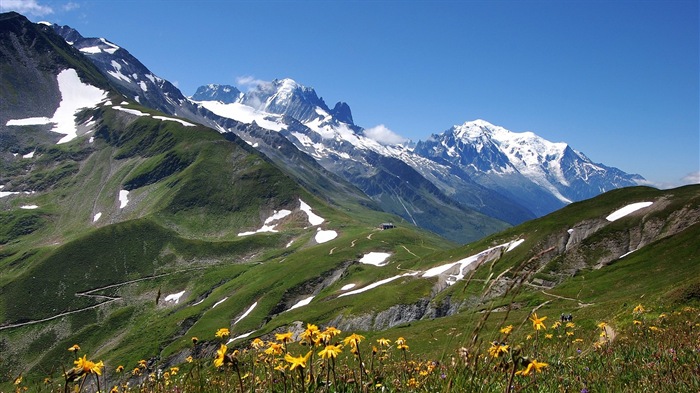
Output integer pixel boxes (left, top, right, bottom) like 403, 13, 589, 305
115, 365, 124, 373
191, 336, 199, 344
566, 322, 575, 329
323, 326, 342, 338
377, 338, 392, 347
488, 343, 509, 358
500, 325, 513, 335
551, 321, 561, 329
169, 367, 179, 375
597, 322, 607, 329
215, 328, 230, 339
318, 344, 343, 359
138, 359, 147, 368
530, 313, 547, 331
68, 344, 80, 352
633, 304, 645, 314
343, 333, 365, 349
633, 320, 642, 325
14, 376, 22, 385
566, 331, 575, 336
284, 351, 312, 370
74, 355, 104, 375
396, 337, 409, 351
545, 333, 553, 339
300, 323, 320, 344
265, 342, 284, 356
213, 344, 228, 367
275, 331, 294, 343
251, 338, 265, 349
516, 359, 548, 376
186, 356, 193, 363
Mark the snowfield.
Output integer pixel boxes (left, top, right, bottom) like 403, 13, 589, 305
359, 252, 391, 266
6, 69, 108, 144
164, 291, 186, 304
118, 190, 129, 209
299, 199, 324, 225
288, 296, 314, 311
606, 202, 653, 222
340, 238, 526, 297
315, 229, 338, 244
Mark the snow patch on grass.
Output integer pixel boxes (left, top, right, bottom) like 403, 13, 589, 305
299, 199, 324, 226
164, 291, 186, 304
119, 190, 129, 209
234, 302, 258, 325
606, 202, 653, 222
315, 229, 337, 244
359, 252, 391, 266
288, 296, 314, 311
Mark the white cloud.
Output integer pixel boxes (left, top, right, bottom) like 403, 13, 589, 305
682, 171, 700, 185
364, 124, 408, 146
236, 75, 269, 91
62, 2, 79, 11
1, 0, 54, 16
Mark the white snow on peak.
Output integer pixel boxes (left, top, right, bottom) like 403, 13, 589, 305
93, 212, 102, 222
453, 120, 573, 203
23, 151, 35, 158
99, 38, 120, 54
340, 283, 356, 291
118, 190, 129, 209
164, 290, 186, 304
195, 100, 286, 131
606, 202, 653, 222
6, 69, 107, 144
359, 252, 391, 266
233, 302, 258, 325
113, 106, 149, 117
6, 117, 51, 126
20, 205, 39, 209
79, 46, 102, 54
315, 228, 338, 244
299, 199, 324, 225
37, 21, 52, 26
152, 116, 196, 127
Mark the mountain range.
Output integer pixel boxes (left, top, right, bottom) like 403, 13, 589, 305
2, 11, 695, 386
45, 21, 644, 243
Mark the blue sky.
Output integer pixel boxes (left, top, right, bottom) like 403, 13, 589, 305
5, 0, 699, 187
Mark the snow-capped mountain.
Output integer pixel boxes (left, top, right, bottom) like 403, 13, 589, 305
48, 20, 645, 242
192, 84, 242, 103
413, 120, 645, 215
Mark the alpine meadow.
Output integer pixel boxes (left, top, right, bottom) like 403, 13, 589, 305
1, 10, 699, 393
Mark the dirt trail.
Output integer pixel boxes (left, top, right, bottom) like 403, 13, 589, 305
401, 245, 418, 258
0, 272, 176, 331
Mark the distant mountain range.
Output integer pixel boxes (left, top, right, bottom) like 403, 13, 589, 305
12, 14, 645, 244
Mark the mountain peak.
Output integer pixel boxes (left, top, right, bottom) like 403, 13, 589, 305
191, 84, 241, 103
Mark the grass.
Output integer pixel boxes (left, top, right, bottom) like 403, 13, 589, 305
6, 296, 699, 392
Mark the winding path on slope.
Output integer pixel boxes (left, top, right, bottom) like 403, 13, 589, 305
0, 272, 177, 331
